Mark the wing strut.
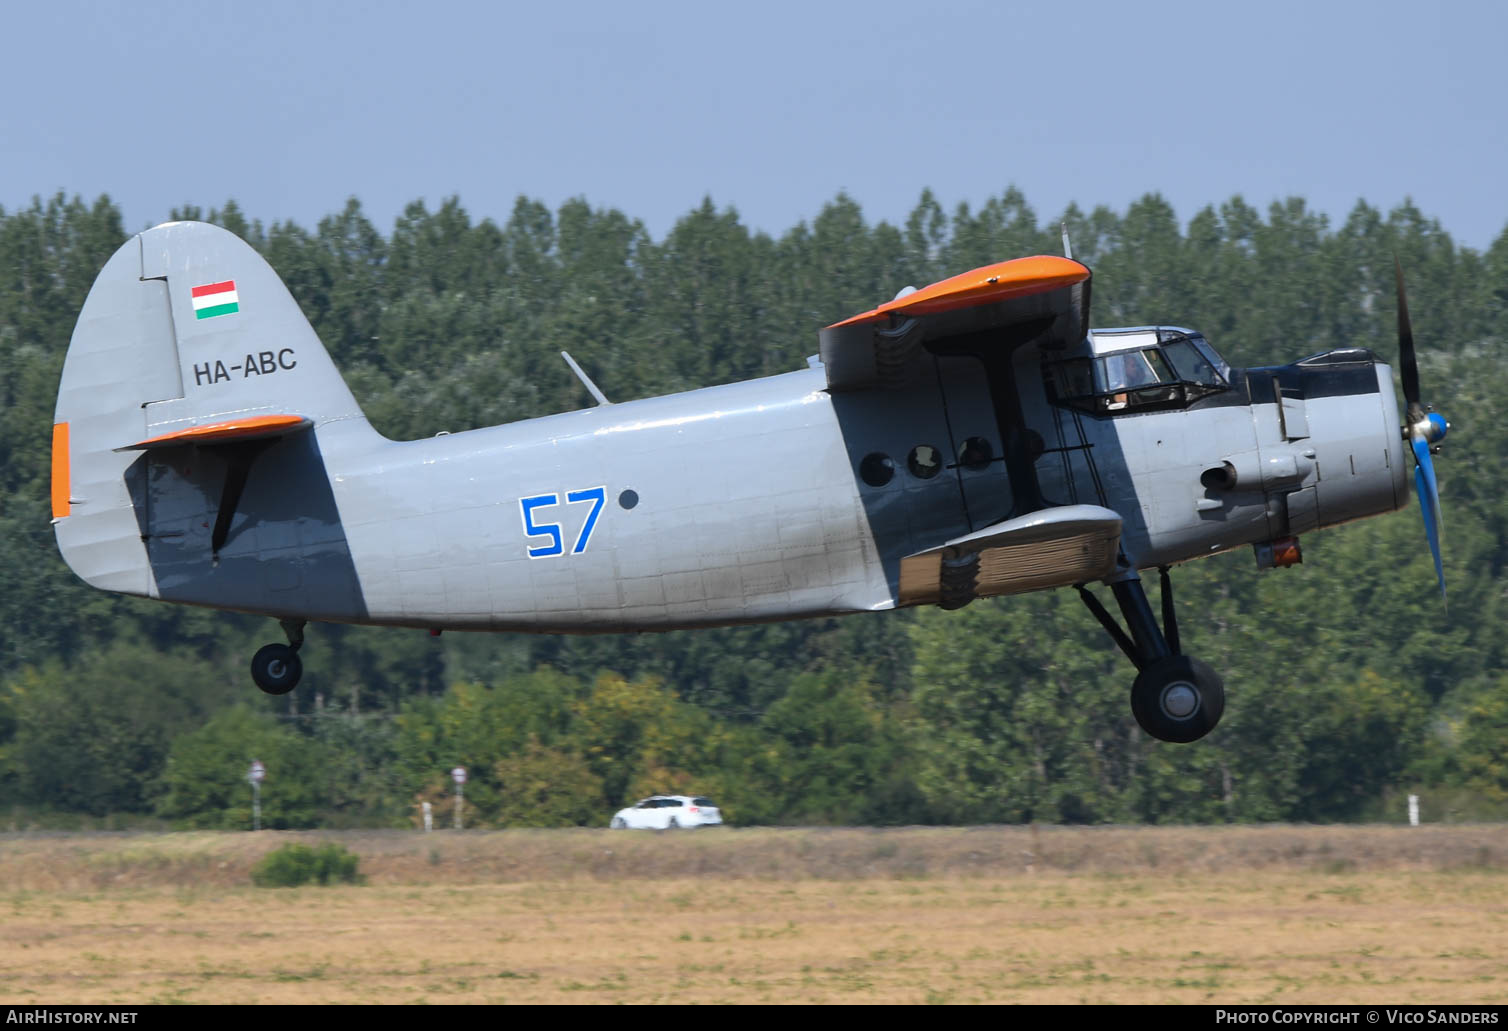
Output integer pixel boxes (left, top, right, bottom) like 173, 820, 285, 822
1076, 585, 1138, 665
932, 316, 1055, 519
989, 350, 1049, 516
1076, 566, 1181, 672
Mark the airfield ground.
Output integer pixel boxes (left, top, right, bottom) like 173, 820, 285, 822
1, 826, 1504, 1005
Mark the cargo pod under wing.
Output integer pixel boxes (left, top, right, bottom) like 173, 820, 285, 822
898, 504, 1122, 609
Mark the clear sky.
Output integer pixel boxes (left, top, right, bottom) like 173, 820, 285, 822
4, 0, 1504, 250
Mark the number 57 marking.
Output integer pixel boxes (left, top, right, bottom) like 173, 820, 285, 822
519, 486, 606, 559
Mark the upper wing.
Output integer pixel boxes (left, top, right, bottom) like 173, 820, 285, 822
819, 255, 1091, 392
897, 504, 1122, 608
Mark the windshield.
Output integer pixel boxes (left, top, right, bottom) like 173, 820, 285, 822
1163, 330, 1231, 382
1161, 337, 1222, 386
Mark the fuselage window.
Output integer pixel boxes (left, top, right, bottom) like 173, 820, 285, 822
958, 437, 993, 470
859, 452, 896, 487
907, 445, 943, 479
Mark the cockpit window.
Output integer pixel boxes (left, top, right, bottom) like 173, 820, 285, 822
1161, 338, 1221, 386
1191, 335, 1232, 381
1044, 332, 1231, 416
1099, 349, 1172, 392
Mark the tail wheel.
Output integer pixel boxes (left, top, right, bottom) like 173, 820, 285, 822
1130, 655, 1224, 743
251, 643, 302, 695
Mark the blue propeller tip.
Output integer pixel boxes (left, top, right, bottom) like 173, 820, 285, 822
1411, 441, 1445, 601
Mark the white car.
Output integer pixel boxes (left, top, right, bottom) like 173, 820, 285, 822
610, 795, 723, 830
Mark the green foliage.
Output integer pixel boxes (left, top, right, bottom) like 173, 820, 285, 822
1453, 677, 1508, 804
910, 591, 1152, 824
2, 187, 1506, 828
757, 672, 924, 825
250, 842, 364, 888
156, 707, 328, 829
492, 737, 603, 828
3, 644, 238, 814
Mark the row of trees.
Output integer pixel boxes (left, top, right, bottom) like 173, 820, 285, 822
1, 187, 1506, 827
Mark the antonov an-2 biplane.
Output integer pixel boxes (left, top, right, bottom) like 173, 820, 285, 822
51, 221, 1449, 743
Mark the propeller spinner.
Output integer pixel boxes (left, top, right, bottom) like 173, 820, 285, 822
1395, 257, 1450, 598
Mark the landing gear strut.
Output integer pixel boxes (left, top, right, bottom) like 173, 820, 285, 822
251, 619, 306, 695
1078, 566, 1224, 743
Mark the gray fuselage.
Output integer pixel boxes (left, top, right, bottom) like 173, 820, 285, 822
139, 343, 1407, 632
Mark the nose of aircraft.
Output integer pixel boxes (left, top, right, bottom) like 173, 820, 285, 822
1395, 259, 1450, 600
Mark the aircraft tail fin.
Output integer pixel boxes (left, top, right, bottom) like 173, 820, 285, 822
52, 220, 374, 601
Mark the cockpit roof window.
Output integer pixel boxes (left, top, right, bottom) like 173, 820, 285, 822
1090, 328, 1231, 377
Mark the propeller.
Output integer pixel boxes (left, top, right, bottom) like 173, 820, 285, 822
1394, 257, 1450, 599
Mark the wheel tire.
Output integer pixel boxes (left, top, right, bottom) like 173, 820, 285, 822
1130, 655, 1224, 743
251, 643, 303, 695
667, 817, 680, 830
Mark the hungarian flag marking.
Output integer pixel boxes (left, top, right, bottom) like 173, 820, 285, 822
191, 280, 239, 320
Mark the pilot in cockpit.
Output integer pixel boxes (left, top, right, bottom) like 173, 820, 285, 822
1103, 349, 1169, 409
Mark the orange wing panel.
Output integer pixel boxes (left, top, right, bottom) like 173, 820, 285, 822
123, 414, 312, 450
51, 422, 70, 519
829, 255, 1089, 329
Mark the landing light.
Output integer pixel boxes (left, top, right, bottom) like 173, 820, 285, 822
1254, 537, 1303, 569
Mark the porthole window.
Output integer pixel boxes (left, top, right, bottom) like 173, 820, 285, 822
907, 445, 943, 479
859, 453, 895, 487
958, 437, 993, 470
618, 489, 639, 510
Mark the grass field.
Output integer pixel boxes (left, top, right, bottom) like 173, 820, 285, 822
2, 826, 1505, 1004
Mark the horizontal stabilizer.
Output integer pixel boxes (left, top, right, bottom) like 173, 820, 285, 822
116, 414, 312, 452
898, 504, 1122, 607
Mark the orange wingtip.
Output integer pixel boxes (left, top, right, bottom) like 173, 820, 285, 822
120, 414, 312, 451
51, 422, 70, 518
828, 255, 1090, 329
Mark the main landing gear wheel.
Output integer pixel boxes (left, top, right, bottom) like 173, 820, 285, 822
1130, 655, 1224, 743
251, 643, 302, 695
1078, 566, 1225, 744
250, 618, 307, 695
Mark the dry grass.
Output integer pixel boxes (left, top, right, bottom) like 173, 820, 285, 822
3, 825, 1505, 891
1, 827, 1505, 1004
